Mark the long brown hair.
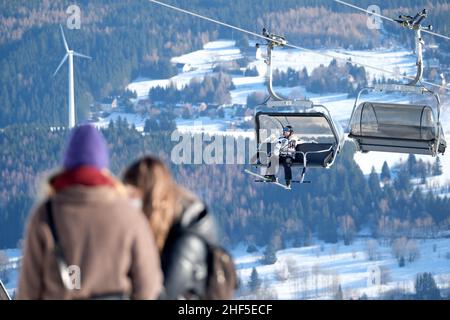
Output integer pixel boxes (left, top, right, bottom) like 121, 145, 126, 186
123, 156, 179, 252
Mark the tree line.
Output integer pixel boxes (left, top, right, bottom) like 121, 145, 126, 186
1, 121, 449, 250
1, 0, 449, 128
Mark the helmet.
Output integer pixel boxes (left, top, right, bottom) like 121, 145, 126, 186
283, 125, 293, 133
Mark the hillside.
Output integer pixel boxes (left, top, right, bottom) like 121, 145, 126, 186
1, 0, 450, 127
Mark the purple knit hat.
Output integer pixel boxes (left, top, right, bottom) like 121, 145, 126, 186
63, 125, 109, 170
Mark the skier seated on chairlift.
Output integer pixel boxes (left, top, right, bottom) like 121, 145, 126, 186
264, 125, 298, 188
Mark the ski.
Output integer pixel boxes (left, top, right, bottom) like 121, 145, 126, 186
244, 169, 292, 190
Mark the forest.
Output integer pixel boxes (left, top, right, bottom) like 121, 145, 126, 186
1, 0, 449, 127
1, 121, 449, 250
149, 72, 235, 105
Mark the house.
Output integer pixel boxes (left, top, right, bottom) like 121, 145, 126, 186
99, 97, 118, 112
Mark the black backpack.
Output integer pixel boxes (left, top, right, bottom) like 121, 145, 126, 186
162, 207, 238, 300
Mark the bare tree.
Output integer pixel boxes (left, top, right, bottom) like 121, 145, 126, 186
286, 257, 300, 277
391, 237, 420, 265
275, 261, 289, 282
338, 215, 356, 245
329, 244, 339, 259
312, 264, 321, 298
392, 237, 408, 263
298, 269, 309, 299
406, 239, 420, 262
289, 275, 303, 299
352, 247, 357, 259
380, 266, 392, 285
366, 239, 379, 261
255, 284, 278, 300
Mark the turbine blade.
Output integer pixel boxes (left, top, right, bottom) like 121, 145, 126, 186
73, 51, 92, 60
53, 54, 68, 76
60, 25, 69, 52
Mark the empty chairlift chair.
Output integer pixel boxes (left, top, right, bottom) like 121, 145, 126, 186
348, 9, 446, 156
349, 91, 446, 155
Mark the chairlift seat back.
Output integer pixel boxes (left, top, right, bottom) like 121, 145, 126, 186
349, 101, 446, 155
293, 143, 334, 167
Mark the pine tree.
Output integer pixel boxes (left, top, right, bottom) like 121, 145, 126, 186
248, 267, 262, 292
368, 167, 381, 198
407, 154, 417, 177
380, 161, 391, 181
264, 233, 280, 264
432, 157, 443, 176
415, 272, 441, 300
319, 205, 338, 243
334, 284, 344, 300
359, 293, 368, 300
399, 256, 405, 267
394, 168, 411, 192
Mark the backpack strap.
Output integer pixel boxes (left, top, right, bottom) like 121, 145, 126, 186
45, 200, 74, 290
45, 200, 130, 299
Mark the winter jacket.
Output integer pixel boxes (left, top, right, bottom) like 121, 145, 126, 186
17, 182, 162, 300
274, 136, 297, 157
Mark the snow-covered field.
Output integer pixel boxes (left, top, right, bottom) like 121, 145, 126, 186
232, 237, 450, 300
126, 40, 417, 103
3, 238, 449, 300
127, 40, 243, 99
249, 46, 416, 82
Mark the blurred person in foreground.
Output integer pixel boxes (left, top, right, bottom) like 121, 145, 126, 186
123, 156, 237, 300
18, 125, 162, 300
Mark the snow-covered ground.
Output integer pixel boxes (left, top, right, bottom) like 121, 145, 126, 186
1, 249, 21, 298
249, 47, 416, 83
126, 40, 416, 103
232, 237, 450, 300
4, 237, 449, 300
127, 40, 243, 100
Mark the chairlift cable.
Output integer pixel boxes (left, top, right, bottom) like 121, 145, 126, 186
333, 0, 450, 42
147, 0, 449, 92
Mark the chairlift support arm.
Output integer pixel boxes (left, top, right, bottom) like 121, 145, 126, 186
395, 9, 433, 85
256, 28, 287, 101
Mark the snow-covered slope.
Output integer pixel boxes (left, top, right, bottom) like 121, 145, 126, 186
233, 238, 450, 300
127, 40, 243, 100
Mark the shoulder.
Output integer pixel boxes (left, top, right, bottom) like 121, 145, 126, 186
178, 200, 219, 246
26, 201, 49, 230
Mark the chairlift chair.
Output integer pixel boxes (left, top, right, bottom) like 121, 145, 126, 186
348, 9, 446, 156
246, 29, 345, 187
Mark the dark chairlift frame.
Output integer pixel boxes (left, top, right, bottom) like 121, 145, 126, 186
246, 29, 344, 186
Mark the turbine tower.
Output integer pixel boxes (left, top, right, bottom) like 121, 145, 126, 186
53, 25, 91, 129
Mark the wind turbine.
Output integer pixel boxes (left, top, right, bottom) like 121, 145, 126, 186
53, 25, 91, 129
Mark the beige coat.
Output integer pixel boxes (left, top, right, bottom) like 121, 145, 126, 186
17, 186, 162, 300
